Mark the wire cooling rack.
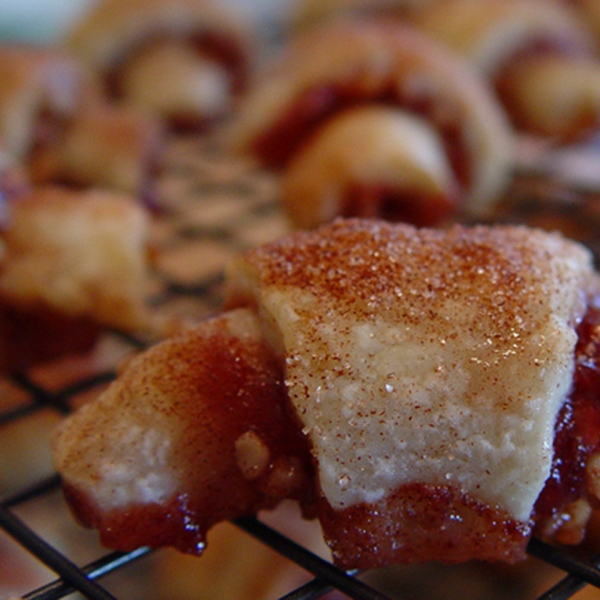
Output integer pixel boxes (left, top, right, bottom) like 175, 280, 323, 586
2, 133, 600, 600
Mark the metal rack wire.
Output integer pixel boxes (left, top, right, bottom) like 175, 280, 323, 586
2, 134, 600, 600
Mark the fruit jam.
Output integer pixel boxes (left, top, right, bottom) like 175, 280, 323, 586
534, 303, 600, 522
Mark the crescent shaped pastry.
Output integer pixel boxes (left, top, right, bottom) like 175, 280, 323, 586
0, 186, 152, 371
66, 0, 256, 130
53, 219, 600, 567
52, 308, 314, 554
413, 0, 600, 141
227, 18, 514, 228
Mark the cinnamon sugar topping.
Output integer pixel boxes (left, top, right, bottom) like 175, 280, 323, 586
227, 219, 597, 523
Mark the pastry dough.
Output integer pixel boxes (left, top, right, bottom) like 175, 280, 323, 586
0, 45, 165, 201
32, 102, 165, 201
0, 45, 83, 161
227, 18, 514, 228
413, 0, 600, 141
281, 106, 460, 228
53, 219, 600, 567
0, 186, 152, 371
66, 0, 256, 129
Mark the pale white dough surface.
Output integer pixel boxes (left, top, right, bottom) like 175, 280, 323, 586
228, 219, 596, 522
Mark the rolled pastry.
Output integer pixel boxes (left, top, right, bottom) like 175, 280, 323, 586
227, 18, 514, 229
65, 0, 256, 130
0, 45, 165, 201
32, 102, 166, 204
0, 186, 152, 371
413, 0, 600, 141
54, 219, 600, 567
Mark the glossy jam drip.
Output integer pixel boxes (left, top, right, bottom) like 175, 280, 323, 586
534, 302, 600, 523
251, 81, 471, 192
318, 483, 530, 568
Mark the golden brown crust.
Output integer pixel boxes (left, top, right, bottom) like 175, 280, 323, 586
575, 0, 600, 40
413, 0, 593, 76
67, 0, 254, 70
227, 17, 514, 224
280, 106, 461, 228
291, 0, 433, 30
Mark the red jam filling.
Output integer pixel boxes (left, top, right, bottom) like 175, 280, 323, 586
61, 300, 600, 562
318, 483, 531, 568
0, 302, 100, 372
62, 327, 315, 554
251, 81, 471, 194
343, 182, 459, 227
534, 301, 600, 523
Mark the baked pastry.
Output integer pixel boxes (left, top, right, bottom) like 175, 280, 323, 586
0, 186, 152, 372
31, 101, 165, 204
53, 219, 600, 568
226, 18, 514, 229
413, 0, 600, 142
0, 45, 83, 162
65, 0, 256, 130
0, 45, 165, 202
53, 308, 315, 553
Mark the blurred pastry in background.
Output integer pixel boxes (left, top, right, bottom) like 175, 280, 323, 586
65, 0, 257, 132
0, 186, 153, 372
30, 101, 166, 207
0, 44, 166, 204
226, 17, 514, 229
412, 0, 600, 144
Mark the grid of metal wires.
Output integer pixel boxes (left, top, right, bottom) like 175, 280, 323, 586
2, 134, 600, 600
